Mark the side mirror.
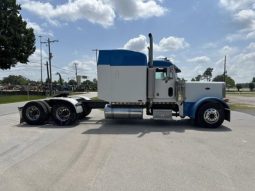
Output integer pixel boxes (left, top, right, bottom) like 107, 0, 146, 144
167, 67, 174, 79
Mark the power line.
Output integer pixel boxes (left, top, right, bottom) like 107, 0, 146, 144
51, 65, 75, 73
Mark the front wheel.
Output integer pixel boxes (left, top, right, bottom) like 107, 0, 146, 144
52, 103, 77, 126
196, 102, 225, 128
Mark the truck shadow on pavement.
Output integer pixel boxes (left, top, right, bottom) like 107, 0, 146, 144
16, 123, 78, 129
82, 119, 231, 137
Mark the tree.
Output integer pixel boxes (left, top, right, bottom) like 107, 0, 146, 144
68, 79, 77, 86
191, 68, 213, 82
212, 74, 235, 88
2, 75, 28, 85
249, 83, 254, 91
195, 74, 202, 81
0, 0, 36, 69
236, 84, 242, 92
203, 67, 213, 81
252, 77, 255, 83
56, 72, 63, 85
191, 74, 202, 81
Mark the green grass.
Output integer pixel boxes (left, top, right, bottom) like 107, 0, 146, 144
227, 92, 255, 97
229, 103, 255, 110
0, 95, 46, 104
91, 96, 99, 100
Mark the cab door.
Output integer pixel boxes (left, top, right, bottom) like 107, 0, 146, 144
154, 68, 175, 101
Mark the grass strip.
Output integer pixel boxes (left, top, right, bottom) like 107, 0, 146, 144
229, 103, 255, 110
0, 95, 46, 104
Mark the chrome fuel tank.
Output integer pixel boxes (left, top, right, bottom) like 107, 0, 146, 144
104, 104, 143, 119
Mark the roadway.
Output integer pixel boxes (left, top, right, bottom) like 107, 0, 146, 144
0, 93, 255, 191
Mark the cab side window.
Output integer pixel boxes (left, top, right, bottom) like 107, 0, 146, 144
155, 72, 167, 80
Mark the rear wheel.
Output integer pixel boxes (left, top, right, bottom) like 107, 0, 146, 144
196, 102, 224, 128
22, 101, 49, 125
52, 103, 77, 126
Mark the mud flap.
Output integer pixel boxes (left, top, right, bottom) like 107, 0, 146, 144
224, 108, 231, 122
18, 107, 24, 123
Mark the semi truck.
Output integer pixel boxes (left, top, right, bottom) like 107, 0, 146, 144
19, 33, 230, 128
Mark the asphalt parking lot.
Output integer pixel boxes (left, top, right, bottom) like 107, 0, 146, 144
0, 95, 255, 191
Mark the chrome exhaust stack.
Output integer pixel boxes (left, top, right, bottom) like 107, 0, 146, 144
148, 33, 153, 68
147, 33, 155, 101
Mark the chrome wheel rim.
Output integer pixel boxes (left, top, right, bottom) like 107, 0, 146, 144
203, 108, 219, 124
26, 106, 40, 121
56, 106, 71, 122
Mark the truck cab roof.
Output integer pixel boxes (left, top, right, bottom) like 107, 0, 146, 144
97, 49, 181, 73
153, 60, 181, 73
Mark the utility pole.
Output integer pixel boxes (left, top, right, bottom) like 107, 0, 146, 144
46, 61, 50, 94
39, 35, 43, 85
92, 49, 99, 63
92, 49, 99, 79
223, 55, 227, 83
41, 38, 58, 96
74, 63, 78, 86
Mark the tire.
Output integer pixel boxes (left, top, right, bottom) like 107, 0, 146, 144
196, 102, 225, 128
40, 100, 51, 113
81, 105, 92, 118
22, 101, 49, 125
52, 102, 77, 126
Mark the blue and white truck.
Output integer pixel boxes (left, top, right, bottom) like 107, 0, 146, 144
19, 33, 230, 128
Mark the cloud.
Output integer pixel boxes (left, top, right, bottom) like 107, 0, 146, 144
19, 0, 116, 27
202, 42, 218, 49
19, 0, 167, 27
227, 51, 255, 83
225, 33, 244, 42
157, 36, 189, 51
219, 45, 238, 56
0, 49, 49, 81
187, 56, 211, 64
0, 48, 97, 81
123, 34, 189, 53
219, 0, 254, 11
220, 0, 255, 42
26, 20, 53, 36
110, 0, 167, 20
211, 43, 255, 83
247, 31, 255, 39
123, 35, 147, 52
28, 49, 48, 64
62, 59, 97, 80
246, 42, 255, 50
234, 9, 255, 23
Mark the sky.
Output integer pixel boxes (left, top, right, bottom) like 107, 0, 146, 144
1, 0, 255, 83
